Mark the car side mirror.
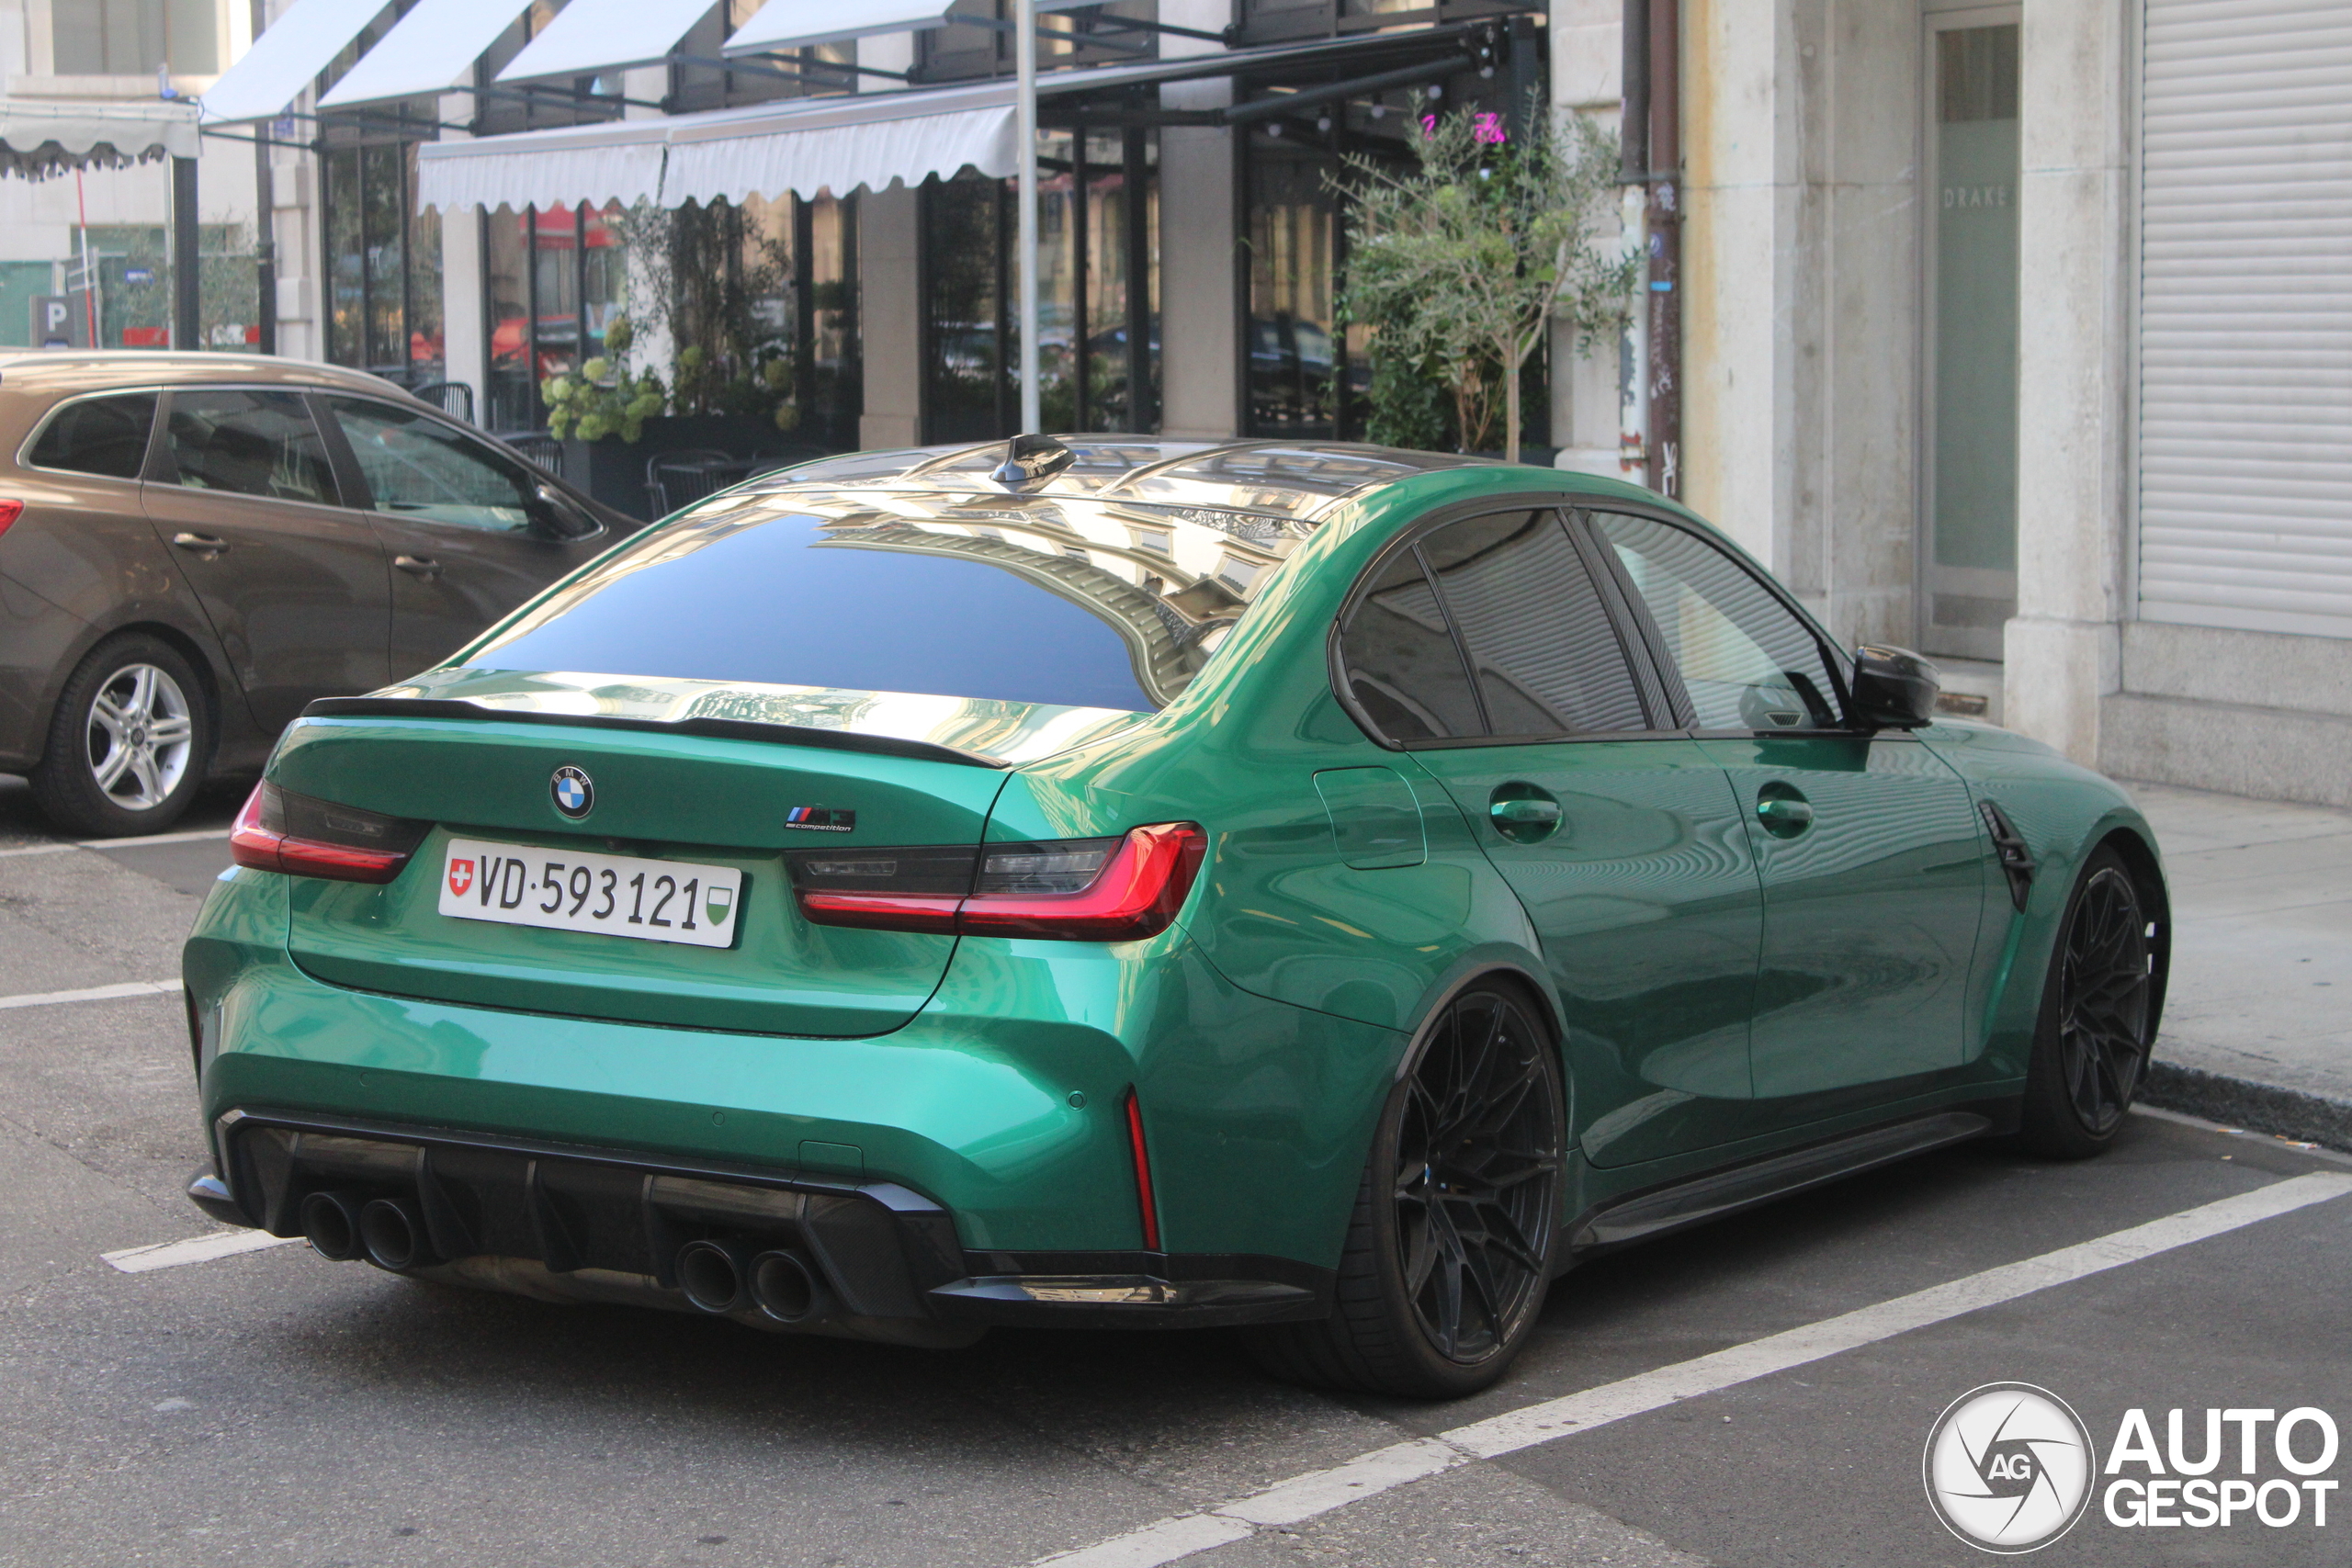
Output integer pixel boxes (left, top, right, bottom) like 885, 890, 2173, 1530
531, 483, 602, 542
1849, 645, 1939, 728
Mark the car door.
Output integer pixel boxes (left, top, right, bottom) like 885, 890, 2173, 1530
1339, 506, 1768, 1168
1585, 508, 1990, 1124
316, 393, 608, 681
141, 387, 390, 733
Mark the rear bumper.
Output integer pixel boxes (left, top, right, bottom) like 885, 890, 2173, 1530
206, 1109, 1330, 1337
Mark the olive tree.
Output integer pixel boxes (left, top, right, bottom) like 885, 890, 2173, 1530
1340, 100, 1637, 463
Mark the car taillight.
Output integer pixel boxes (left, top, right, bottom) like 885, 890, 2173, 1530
788, 823, 1206, 942
229, 780, 429, 884
0, 500, 22, 539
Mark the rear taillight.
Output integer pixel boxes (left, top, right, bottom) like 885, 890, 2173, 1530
229, 781, 429, 884
789, 823, 1206, 942
0, 500, 21, 539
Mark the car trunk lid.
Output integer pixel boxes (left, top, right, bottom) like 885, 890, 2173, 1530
274, 671, 1143, 1037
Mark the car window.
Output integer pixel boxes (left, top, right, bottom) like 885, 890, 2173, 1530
1337, 549, 1485, 740
1420, 511, 1651, 738
161, 389, 336, 505
1589, 511, 1844, 731
328, 397, 537, 534
26, 392, 156, 479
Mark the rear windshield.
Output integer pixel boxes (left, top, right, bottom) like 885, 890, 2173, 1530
468, 496, 1299, 711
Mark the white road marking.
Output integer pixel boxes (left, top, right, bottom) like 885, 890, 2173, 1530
0, 978, 179, 1010
1027, 1171, 2352, 1568
0, 827, 232, 860
104, 1229, 298, 1273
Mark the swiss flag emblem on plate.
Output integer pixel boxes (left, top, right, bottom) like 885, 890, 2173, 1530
447, 858, 474, 897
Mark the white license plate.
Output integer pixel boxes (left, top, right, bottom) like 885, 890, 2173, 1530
437, 839, 743, 949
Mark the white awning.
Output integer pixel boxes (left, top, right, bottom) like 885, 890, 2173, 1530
662, 82, 1019, 204
318, 0, 537, 110
723, 0, 956, 52
0, 101, 200, 178
416, 115, 669, 211
414, 46, 1337, 212
493, 0, 717, 85
199, 0, 395, 123
725, 0, 1094, 53
415, 80, 1021, 210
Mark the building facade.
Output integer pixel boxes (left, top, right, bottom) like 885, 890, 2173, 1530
4, 0, 2346, 806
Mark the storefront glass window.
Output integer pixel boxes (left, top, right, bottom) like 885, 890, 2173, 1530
1246, 139, 1341, 437
920, 131, 1157, 442
64, 226, 258, 349
484, 202, 624, 432
322, 141, 445, 387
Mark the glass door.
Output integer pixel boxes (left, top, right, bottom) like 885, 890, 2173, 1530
1921, 12, 2020, 661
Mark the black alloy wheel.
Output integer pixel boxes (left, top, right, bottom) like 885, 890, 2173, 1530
1394, 990, 1562, 1363
2021, 845, 2160, 1157
1246, 985, 1566, 1398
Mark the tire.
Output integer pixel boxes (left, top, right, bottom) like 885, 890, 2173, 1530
1246, 985, 1566, 1399
2017, 844, 2160, 1159
29, 634, 212, 839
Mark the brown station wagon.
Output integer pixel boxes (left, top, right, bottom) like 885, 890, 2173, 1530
0, 353, 638, 836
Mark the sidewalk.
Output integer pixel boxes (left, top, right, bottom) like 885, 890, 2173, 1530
2127, 782, 2352, 1148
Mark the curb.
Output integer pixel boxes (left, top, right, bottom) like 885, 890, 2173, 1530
2143, 1060, 2352, 1154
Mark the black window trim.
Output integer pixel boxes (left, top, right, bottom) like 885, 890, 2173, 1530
142, 384, 352, 510
1327, 495, 1686, 751
1573, 500, 1868, 738
16, 386, 168, 482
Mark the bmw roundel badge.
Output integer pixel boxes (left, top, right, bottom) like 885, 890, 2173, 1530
549, 765, 594, 819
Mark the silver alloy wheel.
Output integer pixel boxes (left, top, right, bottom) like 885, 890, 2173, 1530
84, 662, 194, 811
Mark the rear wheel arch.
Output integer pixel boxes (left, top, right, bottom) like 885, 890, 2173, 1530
1397, 960, 1575, 1134
2093, 824, 2172, 1032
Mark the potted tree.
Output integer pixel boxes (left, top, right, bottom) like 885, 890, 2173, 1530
1341, 99, 1638, 464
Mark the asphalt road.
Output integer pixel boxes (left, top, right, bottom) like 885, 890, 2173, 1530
1, 781, 2346, 1568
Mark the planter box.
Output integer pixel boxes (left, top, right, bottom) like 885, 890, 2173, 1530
561, 413, 822, 520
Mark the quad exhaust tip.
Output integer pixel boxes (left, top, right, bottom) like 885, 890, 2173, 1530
676, 1239, 751, 1314
357, 1197, 426, 1271
300, 1190, 365, 1261
749, 1249, 831, 1325
675, 1241, 834, 1324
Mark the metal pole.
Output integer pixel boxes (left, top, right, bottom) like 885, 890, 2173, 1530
1643, 0, 1680, 499
172, 155, 201, 351
1015, 0, 1041, 432
252, 0, 276, 355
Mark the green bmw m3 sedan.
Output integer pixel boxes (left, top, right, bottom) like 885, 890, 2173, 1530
182, 437, 2168, 1398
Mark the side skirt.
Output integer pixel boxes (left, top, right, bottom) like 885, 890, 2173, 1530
1563, 1106, 2008, 1258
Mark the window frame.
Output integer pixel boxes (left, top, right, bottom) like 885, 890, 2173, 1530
1326, 497, 1679, 751
1571, 503, 1863, 737
309, 391, 607, 543
143, 386, 351, 511
17, 388, 167, 484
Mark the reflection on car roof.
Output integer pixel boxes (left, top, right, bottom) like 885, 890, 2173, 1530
762, 437, 1496, 523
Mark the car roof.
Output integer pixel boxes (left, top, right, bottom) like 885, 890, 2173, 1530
764, 437, 1530, 525
0, 351, 417, 401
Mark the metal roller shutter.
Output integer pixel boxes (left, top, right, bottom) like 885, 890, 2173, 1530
2139, 0, 2352, 638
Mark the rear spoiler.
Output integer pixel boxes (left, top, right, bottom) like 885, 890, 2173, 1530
298, 696, 1009, 770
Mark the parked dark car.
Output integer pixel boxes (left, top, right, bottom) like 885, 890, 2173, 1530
0, 352, 638, 836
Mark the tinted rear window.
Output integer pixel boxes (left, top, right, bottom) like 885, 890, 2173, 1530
469, 502, 1279, 712
28, 393, 156, 479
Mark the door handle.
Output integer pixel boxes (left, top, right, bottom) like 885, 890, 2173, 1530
1488, 783, 1564, 844
1755, 790, 1815, 838
393, 554, 442, 578
171, 532, 227, 555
